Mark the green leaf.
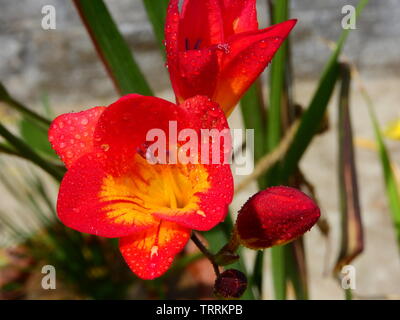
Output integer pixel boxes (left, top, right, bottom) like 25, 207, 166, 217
285, 240, 308, 300
365, 86, 400, 253
142, 0, 169, 54
267, 0, 289, 152
19, 117, 55, 157
73, 0, 153, 96
240, 81, 266, 162
267, 0, 291, 300
279, 0, 370, 182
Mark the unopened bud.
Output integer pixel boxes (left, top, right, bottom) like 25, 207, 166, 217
214, 269, 247, 299
235, 186, 320, 249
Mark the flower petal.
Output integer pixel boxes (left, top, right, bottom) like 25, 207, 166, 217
174, 48, 219, 103
153, 163, 232, 231
214, 19, 297, 114
179, 95, 230, 132
153, 96, 233, 231
48, 106, 105, 168
93, 94, 182, 173
180, 0, 224, 49
166, 0, 222, 103
119, 221, 190, 280
165, 0, 181, 100
57, 153, 159, 238
220, 0, 258, 36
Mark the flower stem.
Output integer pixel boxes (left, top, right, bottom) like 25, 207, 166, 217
0, 122, 64, 181
191, 232, 220, 277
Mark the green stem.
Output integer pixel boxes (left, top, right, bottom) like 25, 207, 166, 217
271, 245, 286, 299
191, 232, 220, 276
0, 143, 20, 157
345, 289, 353, 300
0, 122, 63, 181
266, 0, 290, 300
0, 83, 51, 127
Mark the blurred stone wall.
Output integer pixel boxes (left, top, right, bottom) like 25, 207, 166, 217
0, 0, 399, 107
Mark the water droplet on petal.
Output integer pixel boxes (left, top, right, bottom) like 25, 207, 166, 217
101, 144, 110, 152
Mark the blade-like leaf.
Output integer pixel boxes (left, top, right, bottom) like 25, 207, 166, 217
142, 0, 169, 54
278, 0, 370, 182
267, 0, 289, 152
240, 81, 266, 163
286, 239, 308, 299
364, 84, 400, 252
19, 117, 55, 157
73, 0, 152, 96
334, 63, 364, 274
266, 0, 290, 300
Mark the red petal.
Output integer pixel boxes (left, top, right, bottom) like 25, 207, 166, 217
57, 153, 160, 238
220, 0, 258, 36
153, 163, 232, 231
166, 1, 222, 103
165, 0, 180, 56
179, 95, 232, 165
93, 94, 181, 173
180, 0, 224, 49
48, 106, 105, 168
119, 221, 190, 279
174, 48, 219, 103
214, 19, 297, 114
165, 0, 180, 100
153, 96, 233, 231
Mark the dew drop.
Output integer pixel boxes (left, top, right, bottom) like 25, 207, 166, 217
101, 144, 110, 152
259, 41, 268, 48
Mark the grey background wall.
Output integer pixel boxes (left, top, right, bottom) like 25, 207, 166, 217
0, 0, 399, 105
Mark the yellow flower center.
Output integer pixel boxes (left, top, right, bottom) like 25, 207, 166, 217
99, 154, 210, 226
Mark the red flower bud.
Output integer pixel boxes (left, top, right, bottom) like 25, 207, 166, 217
235, 186, 320, 249
214, 269, 247, 299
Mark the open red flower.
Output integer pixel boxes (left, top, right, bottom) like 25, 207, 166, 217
165, 0, 297, 115
49, 95, 233, 279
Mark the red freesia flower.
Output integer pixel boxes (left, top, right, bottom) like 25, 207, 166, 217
49, 95, 233, 279
165, 0, 297, 115
235, 186, 320, 249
